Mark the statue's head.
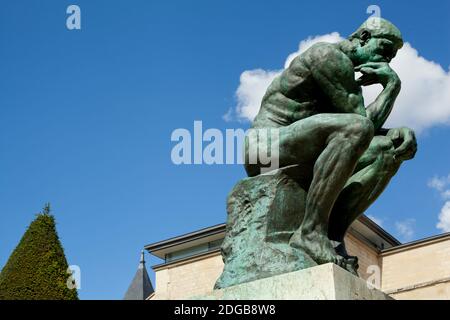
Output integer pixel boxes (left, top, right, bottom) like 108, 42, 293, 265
348, 17, 403, 65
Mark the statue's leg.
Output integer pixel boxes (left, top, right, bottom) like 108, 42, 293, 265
275, 114, 374, 266
327, 136, 402, 270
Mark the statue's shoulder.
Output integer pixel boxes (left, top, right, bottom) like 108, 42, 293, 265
303, 42, 347, 62
305, 42, 337, 52
303, 42, 353, 74
287, 42, 341, 70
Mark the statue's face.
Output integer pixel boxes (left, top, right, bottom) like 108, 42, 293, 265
355, 37, 398, 65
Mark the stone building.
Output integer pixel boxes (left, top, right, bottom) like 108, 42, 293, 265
143, 215, 450, 300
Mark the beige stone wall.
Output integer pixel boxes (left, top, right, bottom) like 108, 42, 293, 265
152, 233, 380, 300
345, 233, 381, 281
389, 282, 450, 300
152, 251, 224, 300
380, 235, 450, 300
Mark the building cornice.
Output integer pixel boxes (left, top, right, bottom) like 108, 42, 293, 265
385, 275, 450, 295
381, 232, 450, 256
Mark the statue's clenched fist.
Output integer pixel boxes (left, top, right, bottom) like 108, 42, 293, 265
387, 127, 417, 161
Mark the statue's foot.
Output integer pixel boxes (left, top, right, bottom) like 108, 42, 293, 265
332, 241, 359, 275
343, 257, 359, 276
289, 230, 345, 267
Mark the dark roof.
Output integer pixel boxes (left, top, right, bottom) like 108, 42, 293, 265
358, 214, 400, 245
144, 223, 225, 259
123, 251, 154, 300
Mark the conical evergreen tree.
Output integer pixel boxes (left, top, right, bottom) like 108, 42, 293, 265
0, 204, 78, 300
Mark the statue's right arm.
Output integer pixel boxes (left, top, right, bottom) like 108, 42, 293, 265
355, 62, 401, 133
305, 44, 366, 117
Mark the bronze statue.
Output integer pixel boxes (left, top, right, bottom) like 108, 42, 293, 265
216, 18, 417, 289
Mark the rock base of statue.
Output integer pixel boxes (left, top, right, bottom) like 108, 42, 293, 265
215, 165, 317, 289
197, 263, 392, 300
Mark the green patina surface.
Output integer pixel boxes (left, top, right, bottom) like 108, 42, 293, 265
216, 18, 417, 289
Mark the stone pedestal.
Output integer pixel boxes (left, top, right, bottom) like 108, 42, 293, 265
198, 263, 392, 300
215, 165, 317, 290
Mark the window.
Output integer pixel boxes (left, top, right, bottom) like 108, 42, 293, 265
165, 239, 224, 263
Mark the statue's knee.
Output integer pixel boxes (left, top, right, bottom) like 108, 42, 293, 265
346, 116, 374, 149
366, 137, 398, 173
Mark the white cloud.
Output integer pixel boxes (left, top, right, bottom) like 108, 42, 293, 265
441, 190, 450, 200
367, 214, 383, 227
233, 33, 450, 133
428, 174, 450, 201
222, 107, 234, 122
437, 201, 450, 232
428, 175, 450, 192
395, 219, 416, 242
428, 174, 450, 233
428, 176, 448, 192
235, 69, 280, 121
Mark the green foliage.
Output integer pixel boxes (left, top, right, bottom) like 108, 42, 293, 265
0, 205, 78, 300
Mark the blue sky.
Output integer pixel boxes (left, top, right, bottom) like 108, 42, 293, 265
1, 0, 449, 299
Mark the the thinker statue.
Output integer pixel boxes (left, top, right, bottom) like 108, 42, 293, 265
216, 18, 417, 288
